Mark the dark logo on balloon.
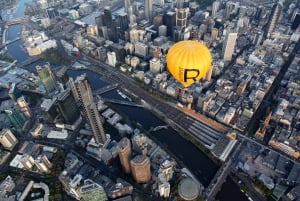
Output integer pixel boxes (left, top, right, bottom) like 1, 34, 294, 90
179, 67, 200, 83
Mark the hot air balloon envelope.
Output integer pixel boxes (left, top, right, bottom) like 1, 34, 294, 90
166, 40, 212, 87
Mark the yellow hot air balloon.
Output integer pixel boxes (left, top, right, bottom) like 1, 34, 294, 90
166, 40, 212, 87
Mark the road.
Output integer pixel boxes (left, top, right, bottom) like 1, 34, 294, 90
204, 140, 243, 201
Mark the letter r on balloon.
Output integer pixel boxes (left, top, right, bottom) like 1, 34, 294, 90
183, 69, 200, 82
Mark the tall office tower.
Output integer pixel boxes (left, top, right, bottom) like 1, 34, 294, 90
56, 67, 69, 89
255, 6, 264, 21
56, 89, 80, 125
17, 96, 32, 118
224, 1, 235, 19
124, 0, 132, 15
266, 1, 283, 38
211, 1, 220, 18
175, 8, 189, 29
118, 12, 129, 32
36, 63, 57, 94
176, 0, 184, 8
72, 75, 106, 145
164, 11, 176, 37
130, 155, 151, 183
5, 108, 28, 130
291, 12, 300, 30
0, 129, 18, 150
145, 0, 153, 22
211, 28, 218, 40
222, 31, 237, 61
118, 137, 132, 174
101, 7, 118, 42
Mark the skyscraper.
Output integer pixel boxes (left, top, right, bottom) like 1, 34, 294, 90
56, 67, 70, 90
86, 103, 106, 145
0, 129, 18, 150
56, 89, 80, 125
101, 7, 118, 42
145, 0, 153, 22
211, 1, 220, 18
266, 1, 283, 38
118, 137, 132, 174
175, 8, 189, 29
222, 31, 237, 61
5, 108, 28, 130
71, 74, 106, 145
36, 63, 57, 94
124, 0, 132, 15
117, 12, 129, 32
17, 96, 32, 118
177, 0, 184, 8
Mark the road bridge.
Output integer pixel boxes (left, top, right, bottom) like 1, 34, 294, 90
5, 17, 25, 26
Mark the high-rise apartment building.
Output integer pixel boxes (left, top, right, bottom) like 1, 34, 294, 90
118, 137, 132, 174
145, 0, 153, 22
36, 63, 57, 94
266, 1, 283, 38
222, 31, 237, 61
86, 103, 106, 145
130, 155, 151, 183
71, 74, 106, 145
0, 129, 18, 150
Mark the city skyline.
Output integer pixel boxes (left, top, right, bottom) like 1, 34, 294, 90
0, 0, 299, 200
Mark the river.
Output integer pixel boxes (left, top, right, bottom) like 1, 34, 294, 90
2, 0, 249, 200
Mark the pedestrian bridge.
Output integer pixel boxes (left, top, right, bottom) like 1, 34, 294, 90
101, 98, 144, 108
